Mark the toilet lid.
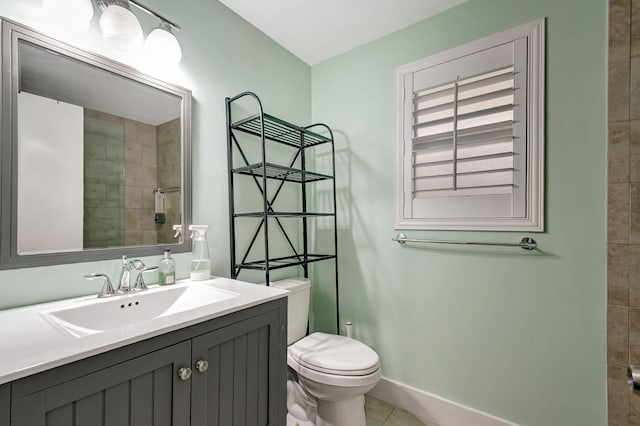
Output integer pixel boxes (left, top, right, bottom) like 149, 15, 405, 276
288, 332, 379, 376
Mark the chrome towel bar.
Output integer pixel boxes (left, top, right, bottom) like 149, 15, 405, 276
392, 233, 537, 251
153, 187, 181, 194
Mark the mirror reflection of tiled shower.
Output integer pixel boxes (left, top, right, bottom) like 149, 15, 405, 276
83, 112, 125, 249
156, 118, 182, 244
83, 110, 181, 249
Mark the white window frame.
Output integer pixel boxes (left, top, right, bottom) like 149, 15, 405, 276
394, 19, 545, 231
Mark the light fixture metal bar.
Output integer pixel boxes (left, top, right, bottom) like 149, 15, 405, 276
129, 0, 181, 31
95, 0, 181, 31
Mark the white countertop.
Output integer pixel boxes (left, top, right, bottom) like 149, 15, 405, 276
0, 277, 287, 385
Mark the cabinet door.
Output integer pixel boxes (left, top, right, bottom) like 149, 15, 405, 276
0, 383, 9, 425
191, 309, 285, 426
11, 341, 191, 426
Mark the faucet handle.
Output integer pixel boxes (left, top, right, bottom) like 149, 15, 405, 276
84, 273, 116, 298
133, 266, 159, 291
125, 258, 145, 271
132, 259, 146, 270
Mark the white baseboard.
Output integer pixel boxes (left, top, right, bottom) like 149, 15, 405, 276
368, 377, 519, 426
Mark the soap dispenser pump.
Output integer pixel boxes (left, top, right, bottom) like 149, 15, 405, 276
189, 225, 211, 280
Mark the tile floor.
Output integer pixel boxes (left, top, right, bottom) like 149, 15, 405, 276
365, 395, 438, 426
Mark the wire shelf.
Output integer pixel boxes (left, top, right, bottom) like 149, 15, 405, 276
236, 254, 337, 271
232, 162, 333, 183
234, 212, 335, 218
231, 113, 332, 148
226, 91, 340, 334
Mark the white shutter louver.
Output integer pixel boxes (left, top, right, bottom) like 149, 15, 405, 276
411, 66, 516, 198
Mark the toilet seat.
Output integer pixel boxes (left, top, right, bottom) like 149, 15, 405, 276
289, 332, 379, 376
288, 353, 381, 388
287, 332, 380, 387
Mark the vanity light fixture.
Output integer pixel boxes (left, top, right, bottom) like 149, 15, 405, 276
97, 0, 143, 51
145, 21, 182, 66
95, 0, 182, 64
41, 0, 94, 30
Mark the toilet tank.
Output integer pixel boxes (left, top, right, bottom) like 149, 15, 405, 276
271, 278, 310, 345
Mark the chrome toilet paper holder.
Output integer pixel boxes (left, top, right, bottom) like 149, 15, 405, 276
628, 365, 640, 394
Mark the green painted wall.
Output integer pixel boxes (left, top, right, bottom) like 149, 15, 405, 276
0, 0, 311, 309
310, 0, 607, 425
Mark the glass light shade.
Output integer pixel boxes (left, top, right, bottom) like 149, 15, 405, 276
99, 4, 143, 51
145, 26, 183, 66
42, 0, 94, 30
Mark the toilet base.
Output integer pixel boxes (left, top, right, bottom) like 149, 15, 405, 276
316, 395, 366, 426
287, 412, 316, 426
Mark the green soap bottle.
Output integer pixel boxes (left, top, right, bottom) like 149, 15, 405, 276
159, 249, 176, 285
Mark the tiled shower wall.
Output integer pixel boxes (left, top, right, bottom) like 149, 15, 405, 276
157, 118, 181, 244
82, 110, 183, 248
608, 0, 640, 424
123, 118, 158, 246
83, 113, 125, 249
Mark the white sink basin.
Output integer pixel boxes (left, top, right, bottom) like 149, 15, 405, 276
41, 284, 239, 338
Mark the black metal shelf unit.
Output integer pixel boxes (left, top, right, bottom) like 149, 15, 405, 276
226, 92, 340, 330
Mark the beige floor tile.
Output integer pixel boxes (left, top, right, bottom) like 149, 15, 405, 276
383, 407, 432, 426
366, 415, 385, 426
365, 395, 394, 424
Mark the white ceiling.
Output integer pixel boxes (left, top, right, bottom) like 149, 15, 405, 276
219, 0, 467, 65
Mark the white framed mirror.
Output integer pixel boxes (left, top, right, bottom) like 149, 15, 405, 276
0, 18, 192, 269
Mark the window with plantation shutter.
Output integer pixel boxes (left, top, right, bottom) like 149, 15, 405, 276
395, 19, 544, 231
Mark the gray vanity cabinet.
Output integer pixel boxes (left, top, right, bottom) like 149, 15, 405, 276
4, 299, 286, 426
0, 382, 9, 425
191, 309, 283, 426
11, 341, 191, 426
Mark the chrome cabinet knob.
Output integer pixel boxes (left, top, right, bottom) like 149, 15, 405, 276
178, 367, 192, 381
195, 360, 209, 373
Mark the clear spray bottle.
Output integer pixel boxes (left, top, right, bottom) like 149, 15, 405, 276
188, 225, 211, 280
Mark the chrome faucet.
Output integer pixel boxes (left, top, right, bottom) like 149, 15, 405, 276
133, 266, 159, 291
117, 256, 146, 293
83, 273, 116, 298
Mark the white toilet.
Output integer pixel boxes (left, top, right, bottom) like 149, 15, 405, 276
272, 278, 381, 426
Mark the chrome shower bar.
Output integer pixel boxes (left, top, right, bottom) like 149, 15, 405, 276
392, 233, 537, 251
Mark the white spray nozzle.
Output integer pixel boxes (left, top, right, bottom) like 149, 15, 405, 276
172, 224, 182, 239
188, 225, 209, 240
